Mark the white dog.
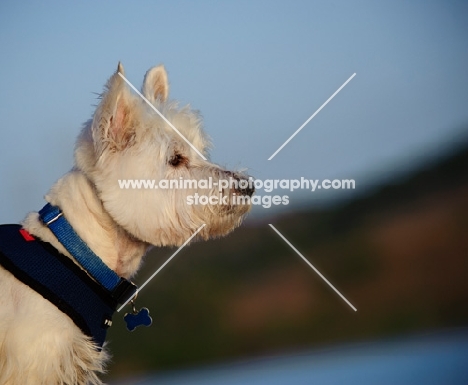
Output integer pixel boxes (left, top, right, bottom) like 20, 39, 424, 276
0, 63, 253, 384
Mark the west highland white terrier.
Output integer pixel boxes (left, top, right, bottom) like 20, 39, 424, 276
0, 63, 253, 384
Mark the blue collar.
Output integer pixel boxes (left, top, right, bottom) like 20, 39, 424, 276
39, 203, 137, 305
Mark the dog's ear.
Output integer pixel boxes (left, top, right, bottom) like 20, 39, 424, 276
92, 62, 135, 156
142, 65, 169, 103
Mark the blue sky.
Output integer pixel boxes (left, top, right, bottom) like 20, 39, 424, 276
1, 0, 467, 222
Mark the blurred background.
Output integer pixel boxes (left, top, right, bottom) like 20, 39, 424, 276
1, 1, 467, 384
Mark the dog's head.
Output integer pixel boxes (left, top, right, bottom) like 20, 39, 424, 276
75, 63, 253, 246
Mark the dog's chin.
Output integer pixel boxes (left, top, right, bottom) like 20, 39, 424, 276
194, 205, 253, 243
199, 218, 243, 240
214, 202, 251, 216
201, 205, 251, 240
144, 205, 250, 248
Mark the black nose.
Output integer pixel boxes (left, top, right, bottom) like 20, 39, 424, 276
239, 179, 255, 197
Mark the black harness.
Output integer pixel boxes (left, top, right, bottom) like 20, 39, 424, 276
0, 207, 138, 348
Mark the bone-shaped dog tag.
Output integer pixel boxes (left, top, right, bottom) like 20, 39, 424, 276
124, 302, 153, 331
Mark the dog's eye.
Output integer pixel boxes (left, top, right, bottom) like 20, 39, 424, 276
168, 153, 186, 167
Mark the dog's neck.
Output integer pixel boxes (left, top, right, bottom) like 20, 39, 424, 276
22, 170, 149, 279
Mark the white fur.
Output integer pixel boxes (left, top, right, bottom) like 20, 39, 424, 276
0, 63, 252, 384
